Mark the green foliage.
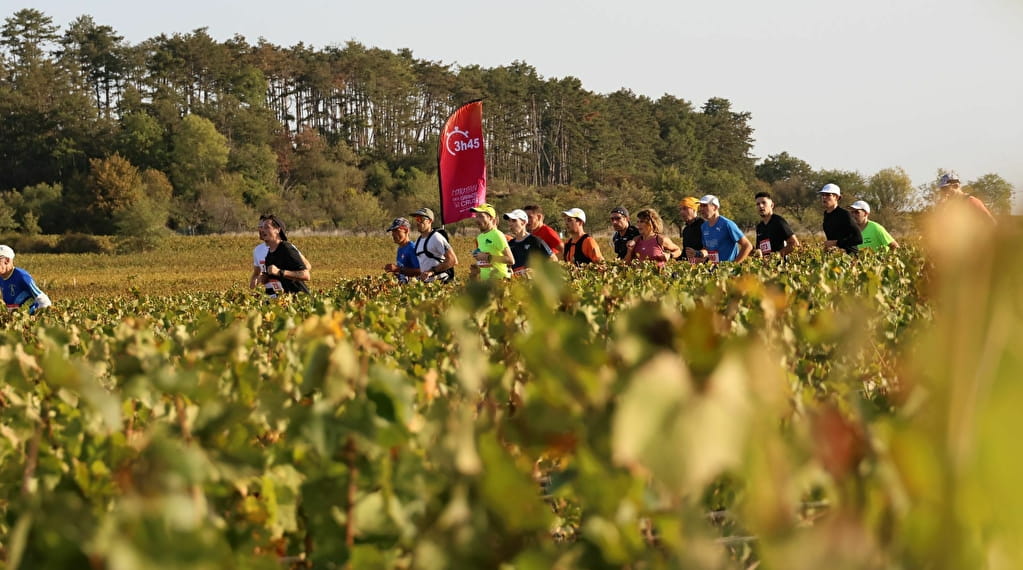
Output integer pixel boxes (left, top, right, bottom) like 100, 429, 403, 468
755, 151, 813, 184
4, 220, 1023, 568
862, 166, 914, 230
335, 188, 388, 233
699, 169, 758, 228
53, 232, 113, 253
11, 182, 63, 233
116, 112, 168, 171
170, 115, 230, 199
965, 173, 1014, 215
228, 143, 279, 204
0, 199, 19, 232
0, 233, 54, 253
87, 153, 145, 231
0, 8, 1015, 239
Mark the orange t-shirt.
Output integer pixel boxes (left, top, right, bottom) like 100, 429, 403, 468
563, 234, 604, 264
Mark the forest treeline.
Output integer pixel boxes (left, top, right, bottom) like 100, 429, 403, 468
0, 8, 1015, 247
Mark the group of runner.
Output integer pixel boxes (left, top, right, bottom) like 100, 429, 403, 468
377, 175, 976, 283
0, 173, 990, 311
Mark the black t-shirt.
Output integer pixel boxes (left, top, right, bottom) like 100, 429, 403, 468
264, 241, 309, 294
509, 234, 553, 270
612, 225, 641, 259
681, 218, 704, 253
822, 207, 863, 254
755, 214, 795, 255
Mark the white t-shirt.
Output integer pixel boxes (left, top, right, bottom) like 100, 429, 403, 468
414, 231, 451, 274
253, 243, 269, 272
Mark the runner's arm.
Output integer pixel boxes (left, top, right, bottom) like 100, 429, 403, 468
780, 234, 800, 256
735, 236, 754, 262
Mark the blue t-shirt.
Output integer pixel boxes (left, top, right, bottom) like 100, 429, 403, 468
395, 241, 419, 283
700, 215, 745, 262
2, 268, 50, 314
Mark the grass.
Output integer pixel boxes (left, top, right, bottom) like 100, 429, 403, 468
20, 234, 481, 300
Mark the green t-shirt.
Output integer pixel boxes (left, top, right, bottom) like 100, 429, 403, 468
476, 228, 510, 279
860, 220, 895, 251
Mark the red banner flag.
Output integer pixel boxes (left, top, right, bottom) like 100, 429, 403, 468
438, 100, 486, 225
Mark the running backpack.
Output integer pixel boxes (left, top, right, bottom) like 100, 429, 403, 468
416, 228, 456, 281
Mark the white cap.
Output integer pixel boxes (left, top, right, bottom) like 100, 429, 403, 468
0, 245, 13, 260
561, 208, 587, 223
849, 200, 871, 213
698, 195, 720, 208
819, 183, 841, 196
502, 209, 528, 222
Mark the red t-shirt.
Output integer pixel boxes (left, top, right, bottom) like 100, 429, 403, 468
531, 224, 562, 256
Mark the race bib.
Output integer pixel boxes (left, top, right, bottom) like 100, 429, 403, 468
707, 250, 720, 263
758, 239, 772, 254
265, 278, 284, 297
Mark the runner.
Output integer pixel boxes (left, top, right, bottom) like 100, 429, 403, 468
819, 183, 862, 254
256, 214, 310, 295
383, 217, 420, 282
623, 208, 681, 268
523, 204, 563, 258
251, 214, 311, 289
610, 206, 641, 260
468, 203, 513, 280
848, 201, 898, 251
936, 171, 996, 224
678, 196, 705, 263
561, 208, 604, 265
754, 191, 800, 257
696, 195, 752, 263
504, 209, 555, 277
0, 245, 51, 315
409, 207, 458, 283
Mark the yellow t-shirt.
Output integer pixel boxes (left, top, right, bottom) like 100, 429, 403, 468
476, 228, 510, 279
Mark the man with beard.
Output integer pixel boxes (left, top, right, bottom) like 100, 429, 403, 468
523, 204, 563, 258
610, 206, 640, 260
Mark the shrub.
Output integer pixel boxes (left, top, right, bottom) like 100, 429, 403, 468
54, 233, 113, 254
0, 234, 54, 254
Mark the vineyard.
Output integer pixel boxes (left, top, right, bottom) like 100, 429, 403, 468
1, 211, 1022, 569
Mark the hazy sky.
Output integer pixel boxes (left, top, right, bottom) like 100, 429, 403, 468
18, 0, 1023, 209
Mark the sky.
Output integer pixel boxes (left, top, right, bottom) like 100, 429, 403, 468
18, 0, 1023, 210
